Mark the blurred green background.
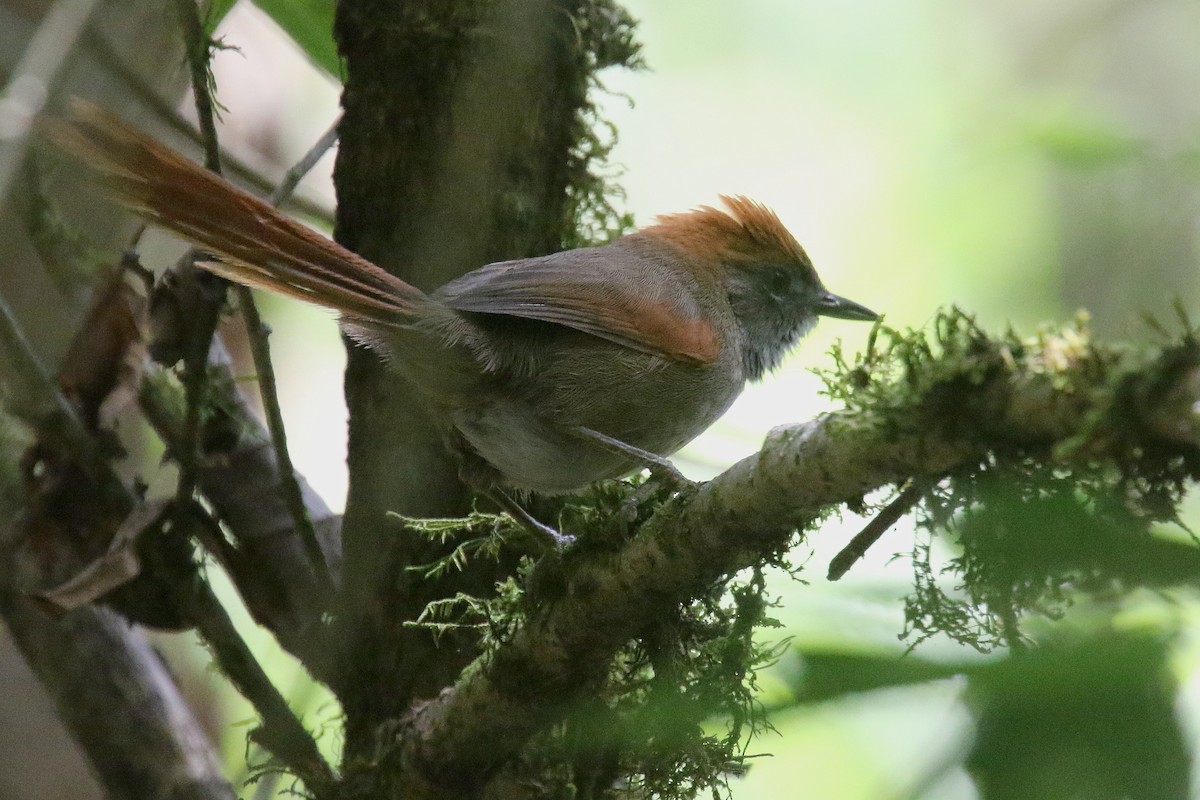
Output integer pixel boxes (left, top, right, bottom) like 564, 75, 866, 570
18, 0, 1200, 797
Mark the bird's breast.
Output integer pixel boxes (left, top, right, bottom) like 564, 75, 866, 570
451, 327, 746, 492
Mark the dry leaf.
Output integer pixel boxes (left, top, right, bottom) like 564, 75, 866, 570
57, 265, 148, 430
35, 499, 167, 613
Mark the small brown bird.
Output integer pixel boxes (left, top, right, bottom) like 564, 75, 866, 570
50, 103, 877, 496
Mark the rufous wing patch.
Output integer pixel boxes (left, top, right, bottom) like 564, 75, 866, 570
615, 294, 719, 363
438, 257, 720, 365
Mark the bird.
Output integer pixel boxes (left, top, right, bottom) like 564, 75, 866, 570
47, 101, 878, 502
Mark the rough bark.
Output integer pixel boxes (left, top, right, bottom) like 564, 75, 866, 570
331, 0, 594, 751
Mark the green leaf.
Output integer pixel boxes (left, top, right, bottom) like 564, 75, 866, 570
1027, 118, 1144, 170
250, 0, 339, 78
774, 632, 1188, 799
966, 633, 1187, 800
777, 647, 970, 707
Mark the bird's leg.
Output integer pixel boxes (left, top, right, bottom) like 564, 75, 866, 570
451, 433, 574, 550
486, 489, 575, 550
573, 426, 693, 492
573, 427, 696, 528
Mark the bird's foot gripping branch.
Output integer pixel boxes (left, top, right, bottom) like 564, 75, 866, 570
374, 307, 1200, 797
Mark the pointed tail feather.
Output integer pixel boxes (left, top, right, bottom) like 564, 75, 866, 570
43, 99, 427, 326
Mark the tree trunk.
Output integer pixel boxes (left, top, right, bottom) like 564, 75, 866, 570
331, 0, 605, 766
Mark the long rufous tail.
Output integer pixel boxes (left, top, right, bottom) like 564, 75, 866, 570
43, 100, 426, 327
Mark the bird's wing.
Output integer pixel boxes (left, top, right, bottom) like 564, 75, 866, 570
435, 244, 720, 365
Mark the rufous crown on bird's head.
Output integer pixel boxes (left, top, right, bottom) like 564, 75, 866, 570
640, 194, 818, 279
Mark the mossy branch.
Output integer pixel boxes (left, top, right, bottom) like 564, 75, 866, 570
397, 307, 1200, 794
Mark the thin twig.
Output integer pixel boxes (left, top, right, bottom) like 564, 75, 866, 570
161, 3, 335, 780
0, 292, 77, 425
80, 19, 334, 224
0, 290, 108, 481
172, 0, 221, 173
233, 289, 328, 582
171, 298, 207, 511
827, 482, 924, 581
268, 114, 341, 206
171, 0, 333, 584
236, 118, 343, 584
178, 547, 337, 796
168, 0, 223, 528
139, 346, 341, 673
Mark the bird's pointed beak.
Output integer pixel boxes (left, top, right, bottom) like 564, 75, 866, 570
816, 291, 879, 322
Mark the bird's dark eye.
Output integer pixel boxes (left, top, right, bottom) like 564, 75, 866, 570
768, 268, 791, 296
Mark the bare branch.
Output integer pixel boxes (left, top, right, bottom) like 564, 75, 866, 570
0, 283, 93, 458
0, 292, 334, 789
138, 315, 340, 670
0, 586, 236, 800
267, 114, 340, 207
827, 481, 924, 580
169, 0, 334, 589
0, 206, 232, 798
171, 0, 221, 173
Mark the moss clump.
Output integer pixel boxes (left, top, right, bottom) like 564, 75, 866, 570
820, 308, 1200, 651
502, 565, 783, 800
404, 480, 784, 799
558, 1, 644, 248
